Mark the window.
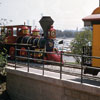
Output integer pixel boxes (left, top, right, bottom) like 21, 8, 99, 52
7, 29, 12, 36
5, 28, 7, 34
13, 28, 17, 36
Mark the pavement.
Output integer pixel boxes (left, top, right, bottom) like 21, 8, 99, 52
6, 62, 100, 87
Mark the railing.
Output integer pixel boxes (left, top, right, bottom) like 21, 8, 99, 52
7, 44, 100, 84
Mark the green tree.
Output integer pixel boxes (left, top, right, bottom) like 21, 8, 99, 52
0, 36, 7, 68
0, 49, 7, 67
0, 18, 12, 68
0, 46, 7, 75
70, 28, 92, 63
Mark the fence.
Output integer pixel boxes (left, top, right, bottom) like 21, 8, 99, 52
7, 44, 100, 84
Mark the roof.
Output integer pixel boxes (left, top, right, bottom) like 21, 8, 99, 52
92, 7, 100, 14
82, 7, 100, 26
32, 28, 40, 32
0, 25, 31, 28
82, 14, 100, 21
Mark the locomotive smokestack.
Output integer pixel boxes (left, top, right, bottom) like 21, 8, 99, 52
39, 16, 54, 39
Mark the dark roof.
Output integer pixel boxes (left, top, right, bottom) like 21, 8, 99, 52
0, 25, 31, 28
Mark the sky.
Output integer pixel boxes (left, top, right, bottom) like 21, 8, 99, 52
0, 0, 99, 30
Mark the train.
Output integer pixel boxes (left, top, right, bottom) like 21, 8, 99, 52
82, 7, 100, 75
0, 16, 61, 63
1, 7, 100, 76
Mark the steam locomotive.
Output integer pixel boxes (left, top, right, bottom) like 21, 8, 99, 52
0, 16, 61, 62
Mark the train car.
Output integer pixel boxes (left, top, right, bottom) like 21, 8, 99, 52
0, 16, 61, 63
82, 7, 100, 75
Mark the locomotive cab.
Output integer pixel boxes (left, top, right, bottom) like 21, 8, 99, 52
3, 27, 16, 44
0, 25, 31, 44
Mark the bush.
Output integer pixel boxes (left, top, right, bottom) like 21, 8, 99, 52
70, 28, 92, 63
0, 47, 7, 68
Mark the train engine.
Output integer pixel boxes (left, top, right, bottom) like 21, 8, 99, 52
0, 16, 61, 63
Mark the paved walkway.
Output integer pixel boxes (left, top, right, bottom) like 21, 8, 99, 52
6, 62, 100, 87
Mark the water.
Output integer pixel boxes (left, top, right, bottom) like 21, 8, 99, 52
54, 38, 75, 62
63, 55, 75, 63
54, 38, 74, 52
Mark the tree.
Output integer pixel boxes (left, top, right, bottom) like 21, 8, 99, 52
0, 48, 7, 67
0, 38, 7, 68
0, 29, 7, 68
70, 27, 92, 63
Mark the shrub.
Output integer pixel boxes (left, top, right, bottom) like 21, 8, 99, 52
0, 47, 7, 68
70, 28, 92, 63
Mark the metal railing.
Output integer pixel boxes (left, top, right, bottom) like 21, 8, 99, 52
7, 44, 100, 84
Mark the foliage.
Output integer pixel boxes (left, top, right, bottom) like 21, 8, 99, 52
0, 18, 12, 70
70, 27, 92, 63
0, 33, 6, 44
0, 48, 7, 68
0, 32, 7, 68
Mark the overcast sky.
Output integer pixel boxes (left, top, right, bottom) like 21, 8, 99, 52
0, 0, 99, 30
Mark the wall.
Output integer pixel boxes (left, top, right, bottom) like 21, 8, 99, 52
6, 68, 100, 100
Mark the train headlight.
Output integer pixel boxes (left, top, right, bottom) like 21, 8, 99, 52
51, 31, 56, 38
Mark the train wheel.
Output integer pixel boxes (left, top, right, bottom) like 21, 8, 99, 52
19, 47, 27, 61
9, 47, 15, 59
20, 47, 27, 56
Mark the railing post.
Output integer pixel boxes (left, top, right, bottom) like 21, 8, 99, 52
43, 51, 44, 75
27, 46, 30, 72
15, 45, 17, 70
81, 54, 83, 83
60, 52, 62, 79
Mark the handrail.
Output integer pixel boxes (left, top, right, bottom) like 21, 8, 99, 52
6, 44, 100, 84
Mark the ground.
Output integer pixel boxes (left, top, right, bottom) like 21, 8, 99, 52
0, 74, 10, 100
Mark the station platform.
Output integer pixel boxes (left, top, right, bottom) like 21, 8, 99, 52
6, 63, 100, 100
